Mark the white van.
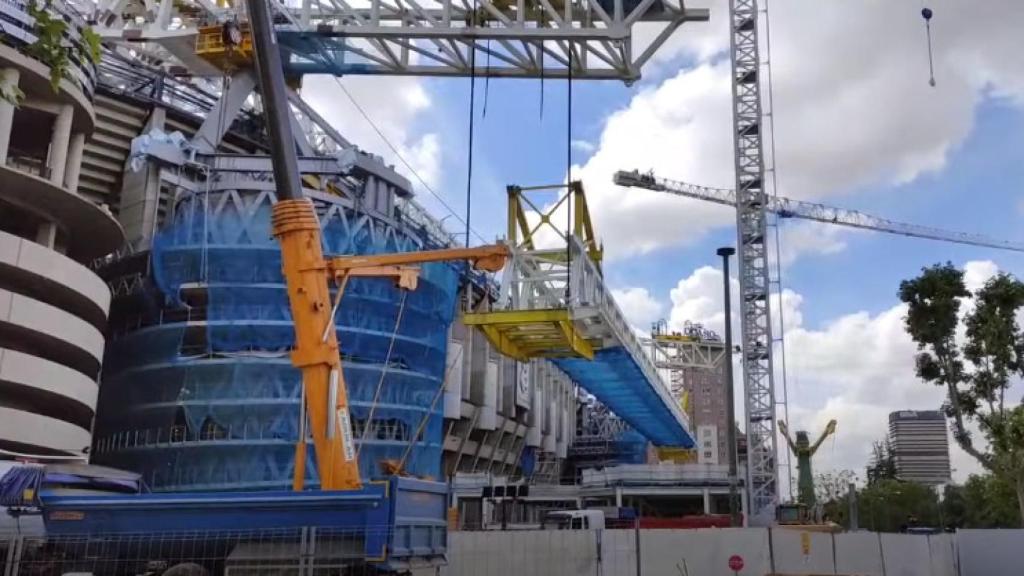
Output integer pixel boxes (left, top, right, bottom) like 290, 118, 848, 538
542, 510, 605, 530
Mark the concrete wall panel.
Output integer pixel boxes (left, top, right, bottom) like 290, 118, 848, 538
0, 230, 110, 315
927, 533, 957, 576
834, 532, 884, 576
0, 347, 97, 408
0, 406, 90, 453
445, 529, 598, 576
0, 288, 105, 364
641, 528, 771, 576
956, 529, 1024, 576
771, 529, 835, 575
880, 533, 932, 576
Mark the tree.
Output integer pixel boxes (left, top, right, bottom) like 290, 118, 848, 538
962, 473, 1021, 528
816, 469, 857, 526
866, 439, 897, 485
899, 264, 1024, 526
858, 479, 940, 532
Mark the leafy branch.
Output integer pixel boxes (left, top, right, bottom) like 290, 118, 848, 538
26, 0, 69, 92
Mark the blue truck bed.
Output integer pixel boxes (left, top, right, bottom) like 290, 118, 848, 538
37, 476, 447, 571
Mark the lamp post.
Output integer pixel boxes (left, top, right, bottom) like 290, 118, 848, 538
717, 246, 741, 527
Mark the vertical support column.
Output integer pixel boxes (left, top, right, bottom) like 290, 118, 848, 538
702, 488, 712, 514
35, 222, 57, 249
48, 104, 73, 185
63, 132, 86, 193
0, 68, 20, 163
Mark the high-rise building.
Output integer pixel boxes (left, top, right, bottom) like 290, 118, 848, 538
0, 1, 119, 460
679, 365, 729, 465
888, 410, 951, 485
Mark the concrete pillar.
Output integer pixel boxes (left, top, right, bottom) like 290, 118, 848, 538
0, 68, 20, 163
615, 487, 623, 508
702, 488, 712, 514
63, 132, 86, 193
36, 221, 57, 249
48, 104, 73, 185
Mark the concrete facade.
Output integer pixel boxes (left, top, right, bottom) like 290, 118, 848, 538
0, 3, 122, 459
679, 364, 729, 465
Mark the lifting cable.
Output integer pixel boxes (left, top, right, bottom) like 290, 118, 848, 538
461, 1, 479, 310
356, 290, 409, 458
921, 5, 936, 87
397, 343, 465, 472
483, 38, 491, 118
565, 42, 573, 301
539, 44, 545, 119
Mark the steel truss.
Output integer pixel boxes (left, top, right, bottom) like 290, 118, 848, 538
85, 0, 708, 82
729, 0, 777, 525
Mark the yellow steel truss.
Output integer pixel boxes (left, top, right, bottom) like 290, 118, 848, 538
462, 309, 595, 361
506, 181, 603, 268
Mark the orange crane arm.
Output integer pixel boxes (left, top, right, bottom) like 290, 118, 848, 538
275, 199, 509, 492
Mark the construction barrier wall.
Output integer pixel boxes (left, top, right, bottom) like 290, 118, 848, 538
93, 189, 459, 490
441, 528, 1024, 576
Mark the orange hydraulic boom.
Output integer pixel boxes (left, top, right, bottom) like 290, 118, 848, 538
274, 199, 508, 491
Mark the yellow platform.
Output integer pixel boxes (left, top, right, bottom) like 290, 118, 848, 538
195, 24, 253, 71
656, 447, 697, 463
462, 309, 595, 362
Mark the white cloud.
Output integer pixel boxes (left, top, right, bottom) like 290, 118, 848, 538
612, 286, 664, 331
571, 140, 596, 154
963, 260, 999, 292
302, 75, 443, 190
579, 0, 1024, 261
776, 223, 848, 267
659, 259, 1017, 486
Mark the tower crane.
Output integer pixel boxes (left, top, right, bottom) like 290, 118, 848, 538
614, 170, 1024, 253
721, 1, 948, 525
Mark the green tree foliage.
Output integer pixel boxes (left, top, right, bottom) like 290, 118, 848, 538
866, 439, 897, 485
81, 26, 103, 64
816, 470, 857, 526
857, 479, 941, 532
26, 1, 69, 92
943, 474, 1022, 528
898, 263, 1024, 526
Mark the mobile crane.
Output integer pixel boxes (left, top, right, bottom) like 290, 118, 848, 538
246, 0, 510, 492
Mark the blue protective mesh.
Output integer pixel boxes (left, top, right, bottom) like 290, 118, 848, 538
554, 347, 694, 447
614, 430, 649, 464
94, 191, 458, 491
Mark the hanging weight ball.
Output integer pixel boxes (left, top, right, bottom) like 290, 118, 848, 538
921, 7, 933, 21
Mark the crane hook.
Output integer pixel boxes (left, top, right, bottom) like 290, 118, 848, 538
921, 7, 936, 87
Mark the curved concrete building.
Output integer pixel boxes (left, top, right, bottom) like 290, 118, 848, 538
0, 0, 122, 459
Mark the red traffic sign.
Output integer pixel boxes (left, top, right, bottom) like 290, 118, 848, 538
728, 555, 744, 572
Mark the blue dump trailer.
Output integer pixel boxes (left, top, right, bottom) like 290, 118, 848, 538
3, 467, 447, 573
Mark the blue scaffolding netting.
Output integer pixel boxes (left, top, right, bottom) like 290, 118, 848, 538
554, 348, 694, 447
94, 191, 459, 491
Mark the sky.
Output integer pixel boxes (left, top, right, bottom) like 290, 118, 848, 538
301, 0, 1024, 490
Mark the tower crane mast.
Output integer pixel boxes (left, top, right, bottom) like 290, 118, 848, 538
615, 170, 1024, 253
726, 0, 779, 526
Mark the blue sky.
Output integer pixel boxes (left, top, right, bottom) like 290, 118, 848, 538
307, 0, 1024, 481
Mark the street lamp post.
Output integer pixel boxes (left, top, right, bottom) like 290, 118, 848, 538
717, 246, 741, 527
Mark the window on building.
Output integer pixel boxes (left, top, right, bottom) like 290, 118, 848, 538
704, 451, 713, 459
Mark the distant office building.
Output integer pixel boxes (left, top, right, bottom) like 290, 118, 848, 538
888, 410, 951, 485
678, 365, 729, 465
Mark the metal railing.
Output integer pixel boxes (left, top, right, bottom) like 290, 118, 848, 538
1, 526, 407, 575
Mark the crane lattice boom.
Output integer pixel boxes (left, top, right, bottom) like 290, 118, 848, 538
614, 170, 1024, 253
